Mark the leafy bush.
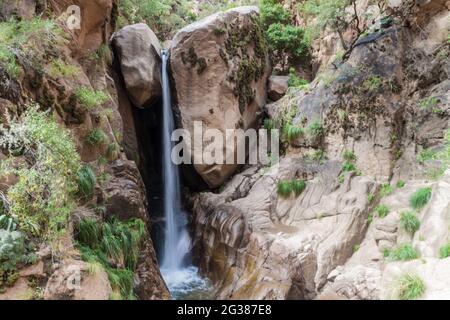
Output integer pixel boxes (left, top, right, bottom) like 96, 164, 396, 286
48, 59, 79, 78
75, 88, 109, 110
342, 162, 356, 172
380, 183, 393, 197
397, 274, 425, 300
288, 68, 308, 88
76, 166, 96, 199
439, 243, 450, 259
85, 128, 107, 146
343, 150, 356, 162
0, 18, 61, 79
387, 244, 419, 261
409, 187, 432, 210
396, 180, 406, 188
0, 230, 35, 289
0, 106, 81, 239
260, 0, 290, 27
374, 204, 389, 218
292, 179, 306, 196
277, 180, 293, 198
266, 23, 309, 64
76, 218, 146, 299
363, 76, 382, 92
400, 211, 420, 235
307, 119, 323, 137
283, 123, 303, 142
417, 149, 436, 164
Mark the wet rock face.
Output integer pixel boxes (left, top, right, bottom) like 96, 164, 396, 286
111, 23, 162, 108
170, 6, 271, 188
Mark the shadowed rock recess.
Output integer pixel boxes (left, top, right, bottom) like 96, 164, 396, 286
0, 0, 449, 301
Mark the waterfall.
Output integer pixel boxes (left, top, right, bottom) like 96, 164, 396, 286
159, 49, 212, 299
160, 49, 190, 271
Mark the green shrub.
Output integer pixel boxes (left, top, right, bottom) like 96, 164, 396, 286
374, 204, 389, 218
410, 187, 432, 210
288, 68, 309, 88
265, 23, 309, 64
388, 244, 419, 261
76, 218, 146, 299
307, 119, 323, 137
367, 193, 375, 204
0, 18, 61, 79
419, 97, 439, 110
0, 214, 17, 232
397, 274, 425, 300
263, 119, 275, 131
380, 183, 393, 197
342, 162, 356, 172
396, 180, 406, 188
400, 211, 420, 235
75, 87, 109, 110
439, 243, 450, 259
277, 180, 293, 198
106, 143, 120, 161
283, 123, 303, 142
48, 59, 79, 78
0, 106, 81, 239
0, 230, 36, 289
260, 0, 290, 27
343, 150, 356, 162
85, 128, 107, 146
76, 166, 96, 199
292, 179, 306, 196
417, 149, 436, 164
363, 76, 382, 91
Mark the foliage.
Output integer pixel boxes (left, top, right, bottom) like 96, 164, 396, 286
85, 128, 107, 146
409, 187, 432, 210
0, 106, 81, 239
439, 243, 450, 259
76, 166, 96, 199
76, 218, 146, 299
417, 149, 436, 164
288, 68, 308, 88
277, 180, 293, 198
292, 179, 307, 196
387, 243, 418, 261
300, 0, 358, 49
362, 76, 382, 92
367, 193, 375, 204
260, 0, 290, 27
396, 180, 405, 188
283, 123, 303, 142
0, 230, 35, 289
48, 59, 80, 78
400, 211, 420, 235
0, 18, 61, 79
0, 214, 17, 232
277, 179, 307, 198
265, 23, 309, 63
342, 162, 356, 172
75, 87, 109, 110
419, 97, 440, 110
397, 274, 425, 300
117, 0, 198, 39
374, 204, 389, 218
343, 150, 356, 162
380, 183, 393, 197
307, 119, 323, 137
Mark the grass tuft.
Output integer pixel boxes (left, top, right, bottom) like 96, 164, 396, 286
409, 187, 432, 210
397, 274, 425, 300
400, 211, 420, 235
387, 243, 419, 261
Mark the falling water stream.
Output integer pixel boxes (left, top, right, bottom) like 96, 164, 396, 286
160, 50, 213, 299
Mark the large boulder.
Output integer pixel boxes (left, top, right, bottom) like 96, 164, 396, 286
268, 75, 289, 101
111, 23, 162, 108
170, 6, 271, 188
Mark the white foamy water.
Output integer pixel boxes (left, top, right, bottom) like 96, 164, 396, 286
162, 266, 214, 300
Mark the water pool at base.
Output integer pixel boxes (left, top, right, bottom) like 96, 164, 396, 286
162, 266, 215, 300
